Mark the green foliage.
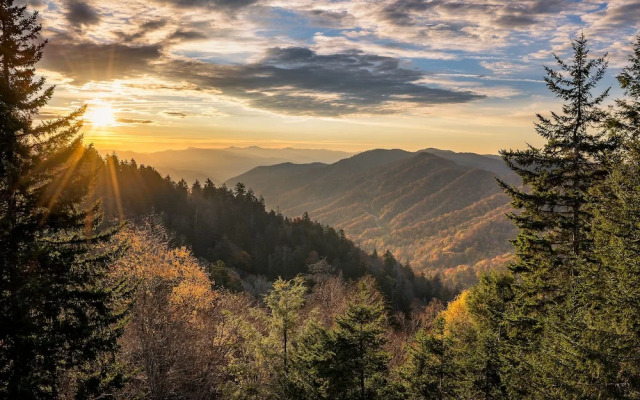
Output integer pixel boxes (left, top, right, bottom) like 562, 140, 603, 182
328, 277, 390, 400
615, 35, 640, 141
403, 318, 457, 400
572, 139, 640, 398
206, 259, 244, 291
265, 276, 307, 371
283, 277, 391, 400
464, 273, 513, 400
498, 33, 617, 398
0, 1, 129, 398
285, 318, 333, 400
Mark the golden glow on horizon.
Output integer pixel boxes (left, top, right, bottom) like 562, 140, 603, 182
86, 102, 116, 127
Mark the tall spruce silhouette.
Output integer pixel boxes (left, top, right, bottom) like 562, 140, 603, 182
497, 33, 617, 397
0, 1, 130, 398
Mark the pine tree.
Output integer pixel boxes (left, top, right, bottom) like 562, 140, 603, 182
498, 33, 616, 397
0, 1, 129, 397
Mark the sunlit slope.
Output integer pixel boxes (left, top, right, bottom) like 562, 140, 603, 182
228, 149, 517, 286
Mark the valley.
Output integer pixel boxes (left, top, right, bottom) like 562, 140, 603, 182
228, 148, 518, 286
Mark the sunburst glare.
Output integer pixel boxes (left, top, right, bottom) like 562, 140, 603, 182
86, 102, 116, 127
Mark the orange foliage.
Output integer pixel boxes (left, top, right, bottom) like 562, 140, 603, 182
119, 228, 216, 319
113, 222, 224, 398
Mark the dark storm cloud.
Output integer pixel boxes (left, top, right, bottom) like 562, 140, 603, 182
65, 0, 100, 25
41, 39, 162, 83
159, 47, 484, 116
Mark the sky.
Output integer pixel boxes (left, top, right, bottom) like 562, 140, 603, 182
23, 0, 640, 154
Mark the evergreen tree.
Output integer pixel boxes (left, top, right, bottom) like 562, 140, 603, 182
464, 273, 513, 400
614, 35, 640, 142
403, 317, 456, 400
265, 276, 306, 372
584, 141, 640, 398
327, 277, 390, 400
0, 1, 129, 397
563, 40, 640, 398
497, 33, 616, 397
285, 318, 333, 400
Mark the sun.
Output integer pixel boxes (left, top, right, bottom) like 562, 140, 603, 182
86, 102, 116, 127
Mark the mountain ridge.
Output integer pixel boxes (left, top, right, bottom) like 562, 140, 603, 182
227, 149, 517, 286
98, 146, 354, 184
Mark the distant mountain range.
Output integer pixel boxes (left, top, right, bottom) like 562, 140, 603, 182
99, 146, 353, 184
227, 149, 518, 286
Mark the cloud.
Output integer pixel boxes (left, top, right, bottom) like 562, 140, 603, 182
164, 111, 188, 117
117, 118, 154, 124
480, 61, 529, 76
169, 29, 208, 41
301, 9, 355, 28
366, 0, 585, 52
380, 0, 442, 27
141, 19, 169, 31
494, 14, 537, 29
152, 0, 259, 11
582, 1, 640, 32
41, 38, 162, 83
65, 0, 100, 25
379, 0, 572, 28
115, 18, 169, 42
158, 47, 484, 116
16, 0, 46, 8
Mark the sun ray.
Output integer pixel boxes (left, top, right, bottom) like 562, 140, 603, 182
39, 144, 86, 225
86, 102, 116, 127
107, 155, 124, 220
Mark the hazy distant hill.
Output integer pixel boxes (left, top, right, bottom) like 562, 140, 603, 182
99, 146, 353, 184
228, 149, 518, 286
419, 148, 512, 176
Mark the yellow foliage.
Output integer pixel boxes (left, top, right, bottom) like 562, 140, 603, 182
115, 224, 217, 319
439, 291, 474, 336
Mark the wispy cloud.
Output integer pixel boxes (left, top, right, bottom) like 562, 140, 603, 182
31, 0, 640, 152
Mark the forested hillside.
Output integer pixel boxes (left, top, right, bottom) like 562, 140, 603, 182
229, 149, 518, 286
106, 146, 352, 184
91, 153, 455, 310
